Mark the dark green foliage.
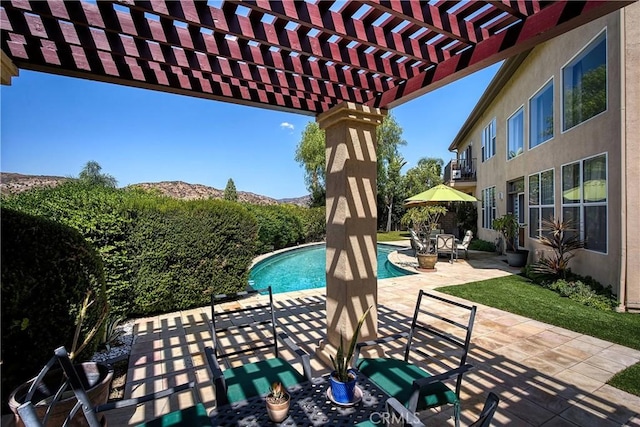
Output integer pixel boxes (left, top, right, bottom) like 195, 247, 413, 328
468, 239, 496, 252
126, 199, 257, 315
224, 178, 238, 201
283, 204, 325, 243
454, 202, 477, 238
1, 208, 108, 406
245, 204, 305, 253
2, 182, 140, 316
78, 160, 117, 188
546, 279, 617, 311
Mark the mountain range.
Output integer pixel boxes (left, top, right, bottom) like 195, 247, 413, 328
0, 172, 310, 206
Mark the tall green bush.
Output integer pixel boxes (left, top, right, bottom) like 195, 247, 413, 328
1, 208, 108, 406
282, 204, 326, 243
245, 204, 304, 253
1, 182, 138, 315
127, 199, 257, 315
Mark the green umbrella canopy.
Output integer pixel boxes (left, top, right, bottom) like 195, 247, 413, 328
562, 179, 607, 202
404, 184, 478, 206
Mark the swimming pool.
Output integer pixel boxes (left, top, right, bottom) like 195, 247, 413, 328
249, 243, 414, 294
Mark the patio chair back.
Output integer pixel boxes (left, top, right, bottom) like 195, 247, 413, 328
457, 230, 473, 259
409, 228, 428, 255
356, 290, 477, 427
469, 392, 500, 427
207, 286, 311, 406
436, 234, 457, 263
17, 347, 208, 427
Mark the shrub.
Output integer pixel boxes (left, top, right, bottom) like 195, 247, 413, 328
282, 204, 325, 242
546, 279, 617, 311
532, 217, 583, 280
468, 239, 496, 252
245, 204, 304, 253
127, 199, 257, 315
1, 208, 108, 407
1, 182, 138, 316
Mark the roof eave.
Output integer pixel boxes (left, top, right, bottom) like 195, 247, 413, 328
447, 50, 532, 152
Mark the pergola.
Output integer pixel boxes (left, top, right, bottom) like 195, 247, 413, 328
1, 0, 630, 363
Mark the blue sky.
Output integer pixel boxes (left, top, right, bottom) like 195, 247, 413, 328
0, 63, 500, 199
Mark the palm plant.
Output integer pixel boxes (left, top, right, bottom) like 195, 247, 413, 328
532, 217, 584, 279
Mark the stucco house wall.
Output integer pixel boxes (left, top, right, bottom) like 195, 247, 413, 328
450, 3, 639, 309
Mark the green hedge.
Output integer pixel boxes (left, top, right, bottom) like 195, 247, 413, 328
245, 204, 304, 253
126, 199, 257, 315
1, 182, 137, 315
1, 208, 108, 406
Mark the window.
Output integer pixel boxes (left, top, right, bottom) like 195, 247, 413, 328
562, 31, 607, 131
529, 169, 554, 239
507, 107, 524, 160
530, 80, 554, 148
481, 119, 496, 161
482, 186, 496, 229
562, 153, 607, 253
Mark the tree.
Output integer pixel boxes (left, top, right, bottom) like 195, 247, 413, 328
78, 161, 117, 188
294, 122, 326, 207
224, 178, 238, 201
377, 113, 408, 231
403, 157, 444, 197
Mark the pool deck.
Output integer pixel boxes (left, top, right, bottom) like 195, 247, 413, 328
7, 242, 639, 426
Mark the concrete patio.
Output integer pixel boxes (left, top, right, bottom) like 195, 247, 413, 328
78, 246, 640, 425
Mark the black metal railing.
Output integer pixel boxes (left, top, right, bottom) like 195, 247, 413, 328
444, 158, 476, 182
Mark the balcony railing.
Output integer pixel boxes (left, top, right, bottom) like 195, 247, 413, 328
444, 158, 477, 182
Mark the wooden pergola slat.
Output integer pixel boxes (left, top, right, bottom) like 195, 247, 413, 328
1, 0, 631, 115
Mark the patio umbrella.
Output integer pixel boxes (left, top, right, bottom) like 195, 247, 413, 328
404, 184, 478, 206
562, 179, 606, 202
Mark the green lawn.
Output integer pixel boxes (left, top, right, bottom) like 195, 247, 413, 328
377, 231, 410, 242
437, 275, 640, 396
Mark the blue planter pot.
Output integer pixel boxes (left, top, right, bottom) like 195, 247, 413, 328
330, 370, 357, 403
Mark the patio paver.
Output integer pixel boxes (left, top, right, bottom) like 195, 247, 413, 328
5, 244, 636, 426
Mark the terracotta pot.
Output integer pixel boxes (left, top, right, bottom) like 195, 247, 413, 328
417, 253, 438, 270
8, 362, 113, 427
265, 393, 290, 423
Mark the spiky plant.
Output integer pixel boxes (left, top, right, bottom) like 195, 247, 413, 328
266, 382, 289, 404
330, 305, 373, 382
532, 217, 584, 279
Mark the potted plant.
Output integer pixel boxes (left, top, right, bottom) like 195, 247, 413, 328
8, 290, 113, 427
265, 381, 290, 422
492, 214, 529, 267
401, 206, 447, 270
329, 306, 372, 404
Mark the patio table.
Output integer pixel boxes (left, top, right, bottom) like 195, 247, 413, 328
209, 372, 390, 426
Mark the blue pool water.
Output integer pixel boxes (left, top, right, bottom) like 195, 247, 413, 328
249, 243, 414, 294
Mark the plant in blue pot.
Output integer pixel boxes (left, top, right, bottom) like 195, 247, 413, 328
329, 305, 372, 404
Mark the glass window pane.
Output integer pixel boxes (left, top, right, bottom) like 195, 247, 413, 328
584, 206, 607, 252
529, 174, 539, 206
530, 81, 554, 148
563, 206, 581, 241
583, 155, 607, 202
563, 32, 607, 131
541, 170, 554, 205
529, 207, 539, 238
562, 163, 580, 204
541, 207, 555, 239
508, 108, 524, 160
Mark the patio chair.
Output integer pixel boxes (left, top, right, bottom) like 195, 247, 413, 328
457, 230, 473, 259
354, 291, 477, 427
469, 392, 500, 427
16, 346, 210, 427
436, 234, 457, 263
205, 286, 312, 406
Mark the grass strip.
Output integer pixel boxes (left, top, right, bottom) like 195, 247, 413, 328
377, 231, 410, 242
437, 275, 640, 397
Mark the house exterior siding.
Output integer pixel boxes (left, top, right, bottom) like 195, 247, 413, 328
448, 3, 640, 310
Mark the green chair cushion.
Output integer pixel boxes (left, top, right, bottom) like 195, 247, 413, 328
224, 357, 307, 403
357, 358, 458, 410
135, 403, 209, 427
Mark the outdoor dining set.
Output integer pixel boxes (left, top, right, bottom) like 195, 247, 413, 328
15, 286, 499, 427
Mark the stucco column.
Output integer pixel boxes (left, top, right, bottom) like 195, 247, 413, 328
315, 102, 386, 367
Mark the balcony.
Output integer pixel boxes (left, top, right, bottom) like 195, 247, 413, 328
444, 158, 477, 191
